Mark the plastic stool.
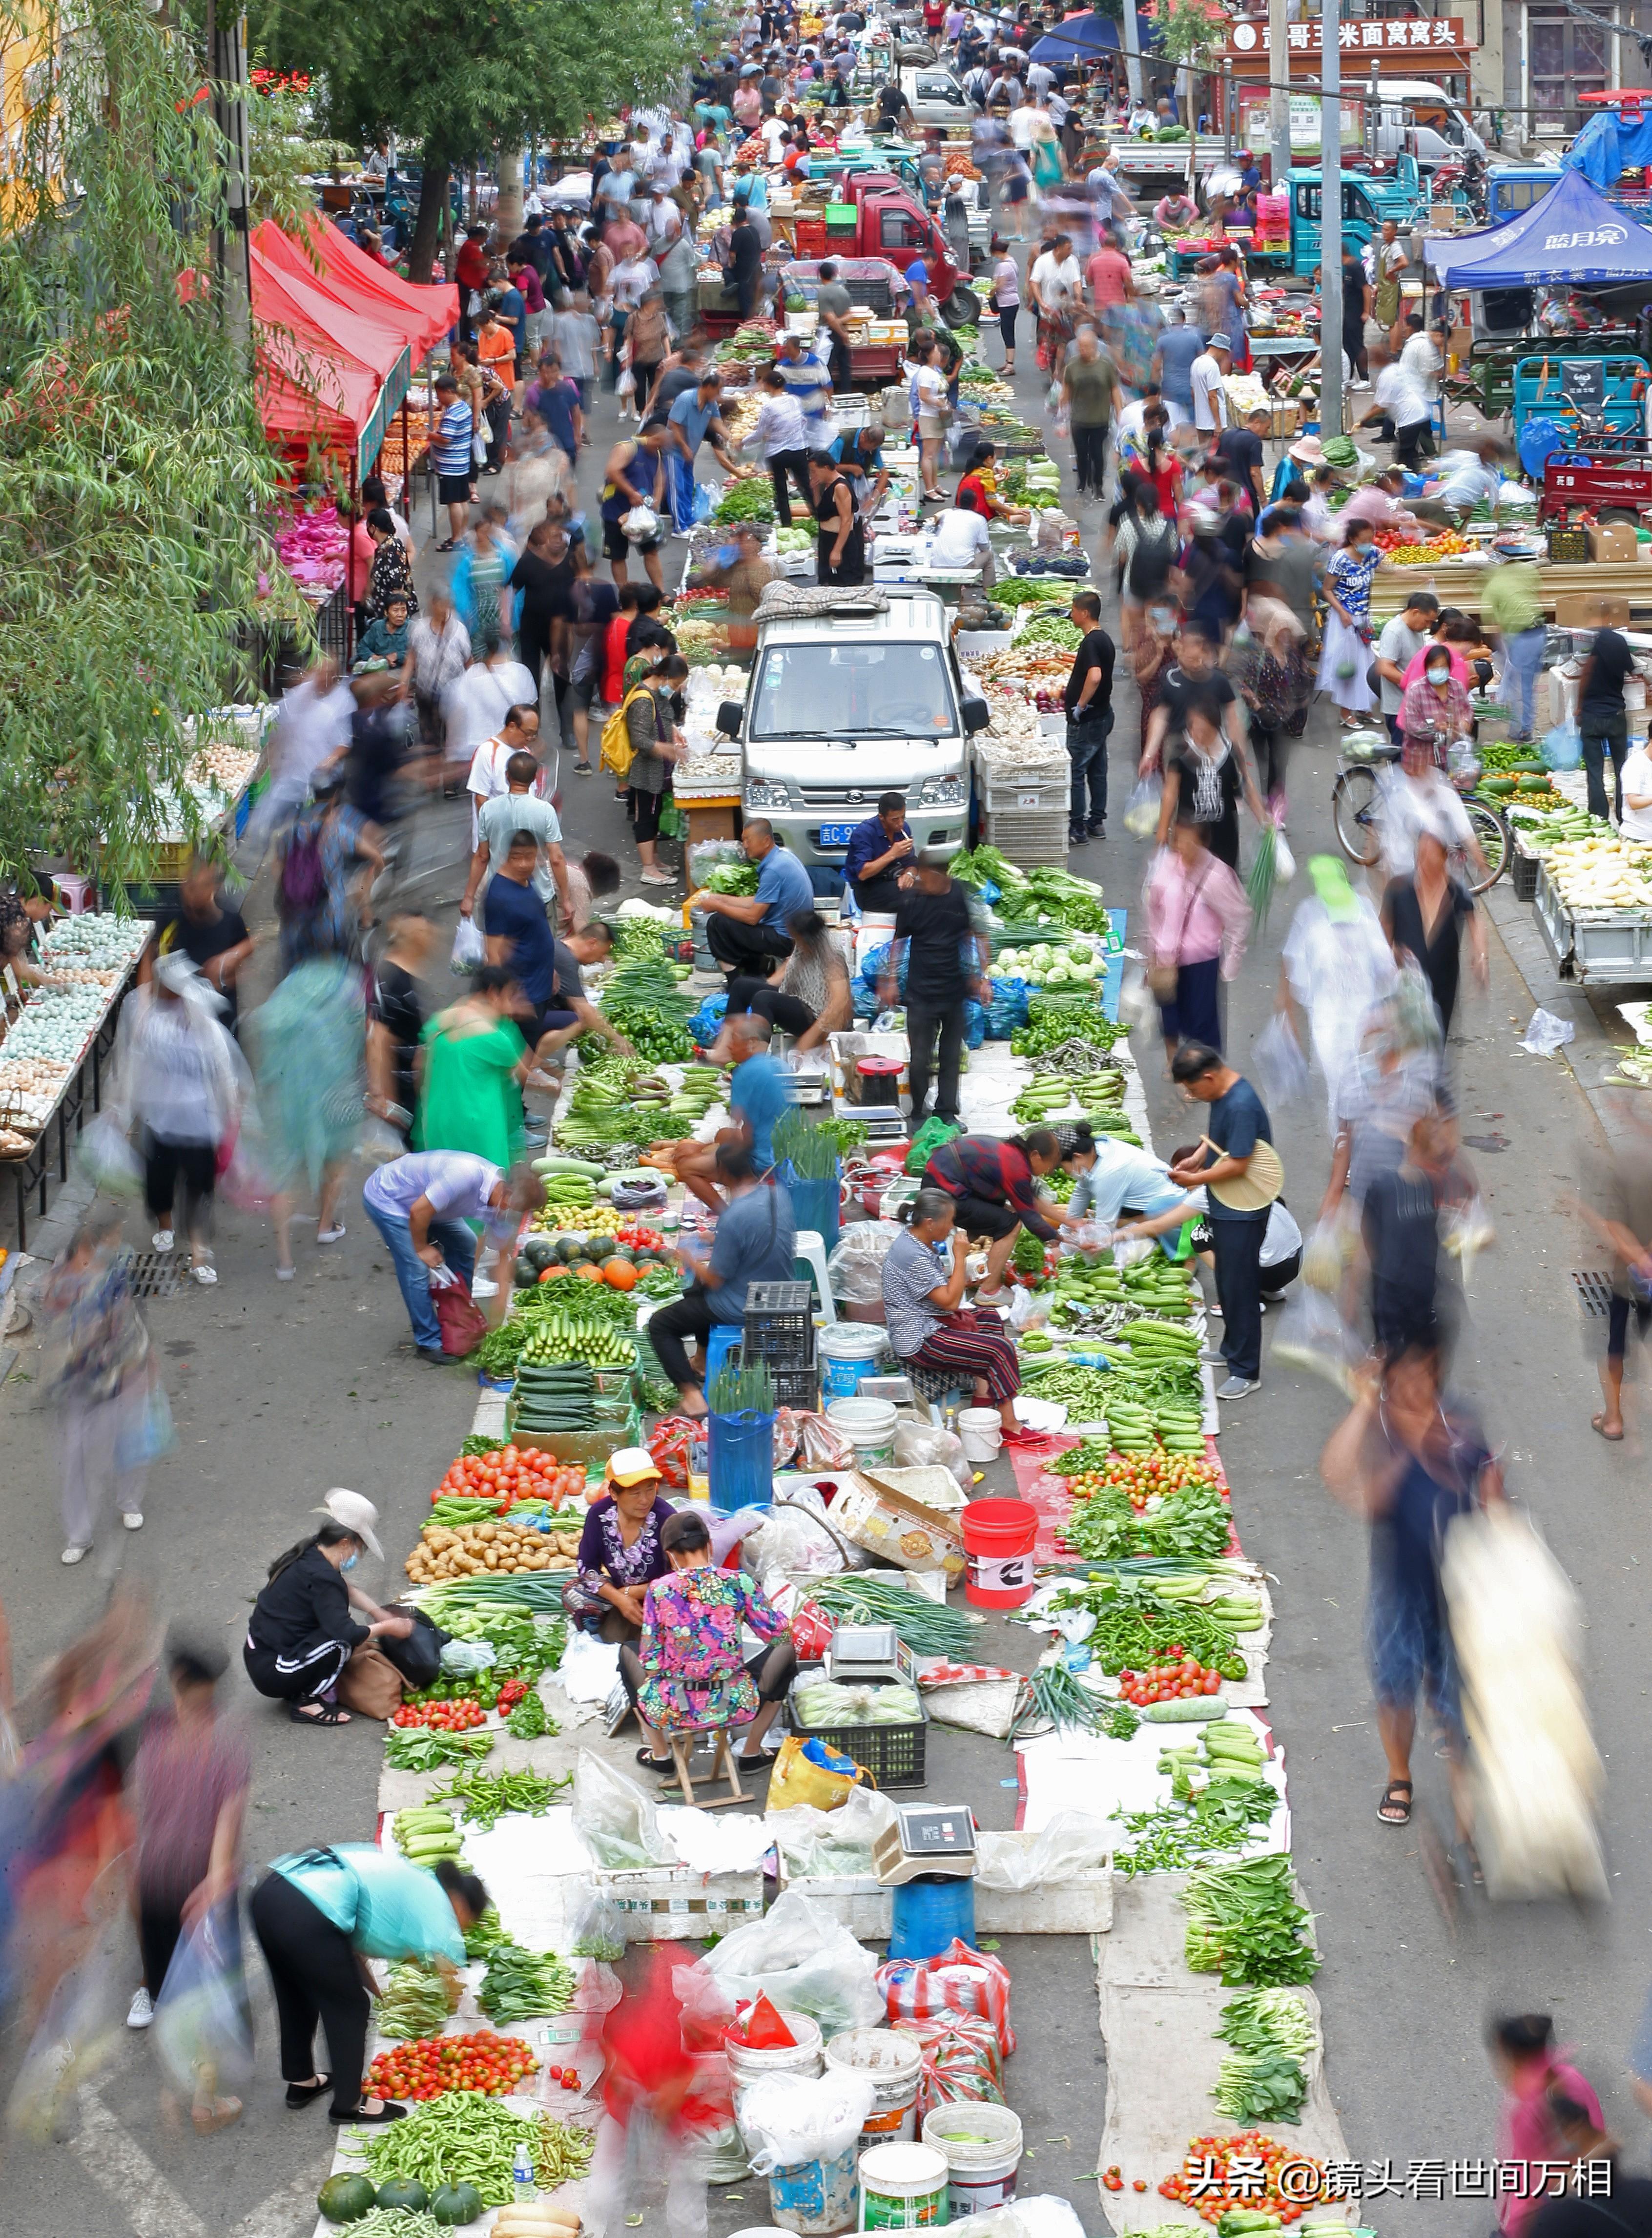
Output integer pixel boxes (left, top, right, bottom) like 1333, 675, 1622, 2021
704, 1323, 742, 1385
793, 1229, 838, 1326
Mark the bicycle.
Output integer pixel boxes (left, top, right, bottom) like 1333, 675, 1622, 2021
1331, 732, 1510, 896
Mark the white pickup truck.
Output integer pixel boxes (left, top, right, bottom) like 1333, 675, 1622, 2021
713, 590, 990, 893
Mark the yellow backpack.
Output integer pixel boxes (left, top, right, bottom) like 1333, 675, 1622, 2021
599, 684, 650, 782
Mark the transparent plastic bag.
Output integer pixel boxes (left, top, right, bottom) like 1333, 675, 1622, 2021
1252, 1011, 1310, 1109
797, 1413, 856, 1470
892, 1419, 969, 1488
1123, 774, 1162, 839
702, 1888, 885, 2036
1543, 718, 1583, 772
152, 1903, 255, 2100
1301, 1209, 1352, 1293
1006, 1284, 1052, 1330
566, 1882, 629, 1961
1520, 1006, 1576, 1057
974, 1810, 1110, 1892
1442, 1191, 1496, 1278
771, 1786, 898, 1879
1268, 1286, 1363, 1392
827, 1220, 901, 1304
572, 1748, 674, 1868
740, 2069, 877, 2176
451, 916, 486, 974
1116, 960, 1156, 1029
80, 1113, 142, 1196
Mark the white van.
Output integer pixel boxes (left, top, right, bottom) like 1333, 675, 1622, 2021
714, 590, 989, 890
1372, 82, 1487, 164
898, 65, 975, 129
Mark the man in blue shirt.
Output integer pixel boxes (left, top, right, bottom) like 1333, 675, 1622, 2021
1168, 1040, 1274, 1400
662, 370, 745, 533
832, 425, 890, 517
644, 1141, 797, 1410
842, 790, 915, 914
1150, 306, 1206, 432
692, 818, 815, 977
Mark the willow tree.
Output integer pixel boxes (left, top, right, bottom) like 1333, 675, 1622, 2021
0, 0, 293, 890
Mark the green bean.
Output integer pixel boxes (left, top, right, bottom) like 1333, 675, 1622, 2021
353, 2091, 545, 2206
538, 2114, 598, 2188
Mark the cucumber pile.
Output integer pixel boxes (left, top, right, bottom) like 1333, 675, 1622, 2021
511, 1362, 597, 1433
392, 1806, 471, 1870
1106, 1395, 1206, 1454
519, 1316, 636, 1370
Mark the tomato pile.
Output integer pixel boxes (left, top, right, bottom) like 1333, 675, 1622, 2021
616, 1223, 665, 1254
392, 1698, 487, 1731
1069, 1453, 1223, 1513
367, 2030, 539, 2100
1117, 1651, 1224, 1704
432, 1447, 589, 1510
1159, 2132, 1326, 2223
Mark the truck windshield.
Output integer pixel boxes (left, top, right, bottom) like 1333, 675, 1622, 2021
750, 642, 958, 740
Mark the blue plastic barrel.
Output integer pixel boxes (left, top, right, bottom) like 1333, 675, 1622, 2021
888, 1874, 976, 1961
707, 1407, 775, 1514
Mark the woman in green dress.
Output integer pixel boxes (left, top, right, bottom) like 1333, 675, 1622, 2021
414, 966, 530, 1170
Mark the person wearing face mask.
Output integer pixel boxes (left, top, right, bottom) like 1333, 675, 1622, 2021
1399, 646, 1475, 771
1317, 518, 1382, 729
243, 1496, 414, 1728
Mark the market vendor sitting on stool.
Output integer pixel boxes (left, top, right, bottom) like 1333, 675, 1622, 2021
921, 1127, 1064, 1303
647, 1139, 797, 1417
620, 1506, 797, 1772
353, 592, 412, 673
564, 1447, 675, 1643
656, 1010, 790, 1214
882, 1187, 1041, 1447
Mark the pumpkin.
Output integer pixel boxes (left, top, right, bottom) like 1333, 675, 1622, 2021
604, 1259, 639, 1291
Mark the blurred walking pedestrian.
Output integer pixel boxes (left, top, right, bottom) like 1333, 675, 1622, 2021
127, 1635, 249, 2132
1144, 814, 1249, 1059
1168, 1043, 1274, 1397
245, 955, 367, 1281
1574, 1096, 1652, 1443
114, 952, 246, 1288
1489, 2016, 1604, 2238
41, 1212, 157, 1566
1320, 1341, 1502, 1835
1381, 823, 1487, 1039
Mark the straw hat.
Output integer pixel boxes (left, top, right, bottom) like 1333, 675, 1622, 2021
315, 1488, 383, 1560
1289, 435, 1326, 466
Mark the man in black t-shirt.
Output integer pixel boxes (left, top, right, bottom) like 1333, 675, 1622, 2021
149, 858, 253, 1029
882, 852, 990, 1128
1580, 603, 1635, 824
1146, 617, 1241, 770
1214, 406, 1269, 516
1063, 588, 1115, 846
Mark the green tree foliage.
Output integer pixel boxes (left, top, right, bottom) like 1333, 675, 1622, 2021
249, 0, 723, 276
0, 0, 295, 893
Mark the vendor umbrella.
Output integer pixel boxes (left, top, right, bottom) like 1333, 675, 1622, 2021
1029, 10, 1156, 62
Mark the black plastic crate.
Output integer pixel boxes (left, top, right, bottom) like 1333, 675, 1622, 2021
739, 1344, 818, 1410
1512, 846, 1539, 903
788, 1682, 929, 1787
743, 1280, 815, 1363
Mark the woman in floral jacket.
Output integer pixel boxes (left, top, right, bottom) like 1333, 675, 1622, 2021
621, 1508, 795, 1771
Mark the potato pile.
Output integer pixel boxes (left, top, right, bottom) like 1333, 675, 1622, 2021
404, 1519, 582, 1585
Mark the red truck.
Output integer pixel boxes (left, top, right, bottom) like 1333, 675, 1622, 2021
829, 175, 977, 326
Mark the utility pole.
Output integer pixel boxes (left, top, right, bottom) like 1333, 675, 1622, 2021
1120, 2, 1144, 110
1319, 0, 1343, 440
1269, 0, 1291, 189
207, 0, 252, 370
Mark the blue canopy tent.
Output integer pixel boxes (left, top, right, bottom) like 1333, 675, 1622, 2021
1028, 10, 1157, 62
1425, 164, 1652, 287
1563, 108, 1652, 191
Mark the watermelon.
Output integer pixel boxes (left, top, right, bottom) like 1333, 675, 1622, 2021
432, 2184, 484, 2226
318, 2174, 377, 2224
376, 2178, 431, 2212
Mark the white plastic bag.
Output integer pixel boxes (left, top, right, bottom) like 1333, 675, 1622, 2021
1252, 1011, 1310, 1109
621, 503, 660, 543
659, 1804, 778, 1876
1520, 1006, 1576, 1057
572, 1748, 674, 1867
80, 1112, 142, 1195
1116, 959, 1155, 1029
740, 2069, 877, 2175
558, 1627, 621, 1704
702, 1889, 885, 2036
451, 916, 486, 974
771, 1785, 899, 1877
974, 1810, 1110, 1892
827, 1220, 902, 1304
960, 2199, 1090, 2238
748, 1496, 847, 1591
1123, 774, 1162, 839
1006, 1284, 1052, 1331
152, 1904, 255, 2099
892, 1418, 969, 1489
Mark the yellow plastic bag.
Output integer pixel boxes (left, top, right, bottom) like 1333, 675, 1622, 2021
765, 1734, 874, 1814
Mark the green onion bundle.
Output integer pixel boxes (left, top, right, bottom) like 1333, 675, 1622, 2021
708, 1358, 775, 1416
804, 1573, 984, 1658
773, 1108, 843, 1180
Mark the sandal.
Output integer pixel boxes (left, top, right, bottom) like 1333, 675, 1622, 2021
435, 538, 458, 554
1592, 1413, 1625, 1442
636, 1746, 674, 1770
286, 2075, 331, 2110
1377, 1777, 1413, 1825
288, 1700, 351, 1726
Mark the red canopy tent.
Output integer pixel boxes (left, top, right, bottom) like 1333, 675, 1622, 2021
251, 242, 388, 455
257, 213, 458, 357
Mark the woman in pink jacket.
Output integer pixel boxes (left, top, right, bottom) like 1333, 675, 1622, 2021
1144, 812, 1251, 1060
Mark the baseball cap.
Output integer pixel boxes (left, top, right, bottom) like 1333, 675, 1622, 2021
607, 1448, 664, 1488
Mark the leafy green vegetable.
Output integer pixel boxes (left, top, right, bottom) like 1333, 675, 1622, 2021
1212, 1988, 1317, 2123
702, 860, 760, 895
1180, 1854, 1320, 1985
1061, 1480, 1234, 1564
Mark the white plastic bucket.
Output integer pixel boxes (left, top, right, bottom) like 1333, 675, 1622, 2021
728, 2010, 824, 2137
921, 2103, 1024, 2217
858, 2139, 950, 2229
819, 1323, 891, 1401
769, 2142, 861, 2235
826, 2028, 922, 2144
825, 1395, 900, 1468
957, 1407, 1003, 1463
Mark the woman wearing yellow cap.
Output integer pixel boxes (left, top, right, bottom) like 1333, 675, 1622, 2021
564, 1450, 675, 1643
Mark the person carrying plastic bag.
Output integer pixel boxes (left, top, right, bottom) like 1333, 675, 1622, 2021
586, 1944, 729, 2238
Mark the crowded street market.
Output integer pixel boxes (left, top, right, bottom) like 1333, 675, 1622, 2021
11, 1, 1652, 2236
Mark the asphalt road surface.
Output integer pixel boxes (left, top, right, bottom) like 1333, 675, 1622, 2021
1, 265, 1649, 2238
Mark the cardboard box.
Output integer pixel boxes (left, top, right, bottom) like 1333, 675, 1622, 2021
1589, 524, 1640, 563
1555, 594, 1632, 629
830, 1469, 968, 1581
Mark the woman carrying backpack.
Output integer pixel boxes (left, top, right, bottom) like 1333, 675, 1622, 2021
273, 772, 385, 973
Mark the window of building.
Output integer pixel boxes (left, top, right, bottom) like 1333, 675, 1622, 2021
1528, 4, 1611, 135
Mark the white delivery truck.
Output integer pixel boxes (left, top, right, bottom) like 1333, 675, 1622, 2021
712, 590, 990, 892
898, 64, 976, 129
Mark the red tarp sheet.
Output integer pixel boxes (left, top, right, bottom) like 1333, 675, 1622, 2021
264, 213, 457, 356
1006, 1434, 1236, 1563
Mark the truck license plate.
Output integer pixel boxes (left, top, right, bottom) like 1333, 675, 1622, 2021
818, 823, 857, 847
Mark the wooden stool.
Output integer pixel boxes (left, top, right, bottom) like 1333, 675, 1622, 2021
666, 1724, 752, 1810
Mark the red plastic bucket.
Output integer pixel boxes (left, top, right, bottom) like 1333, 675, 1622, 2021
960, 1498, 1039, 1609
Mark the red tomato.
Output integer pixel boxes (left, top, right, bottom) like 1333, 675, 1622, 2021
1202, 1673, 1220, 1694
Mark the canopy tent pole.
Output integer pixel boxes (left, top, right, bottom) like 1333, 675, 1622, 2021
1121, 6, 1143, 107
1320, 0, 1344, 441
